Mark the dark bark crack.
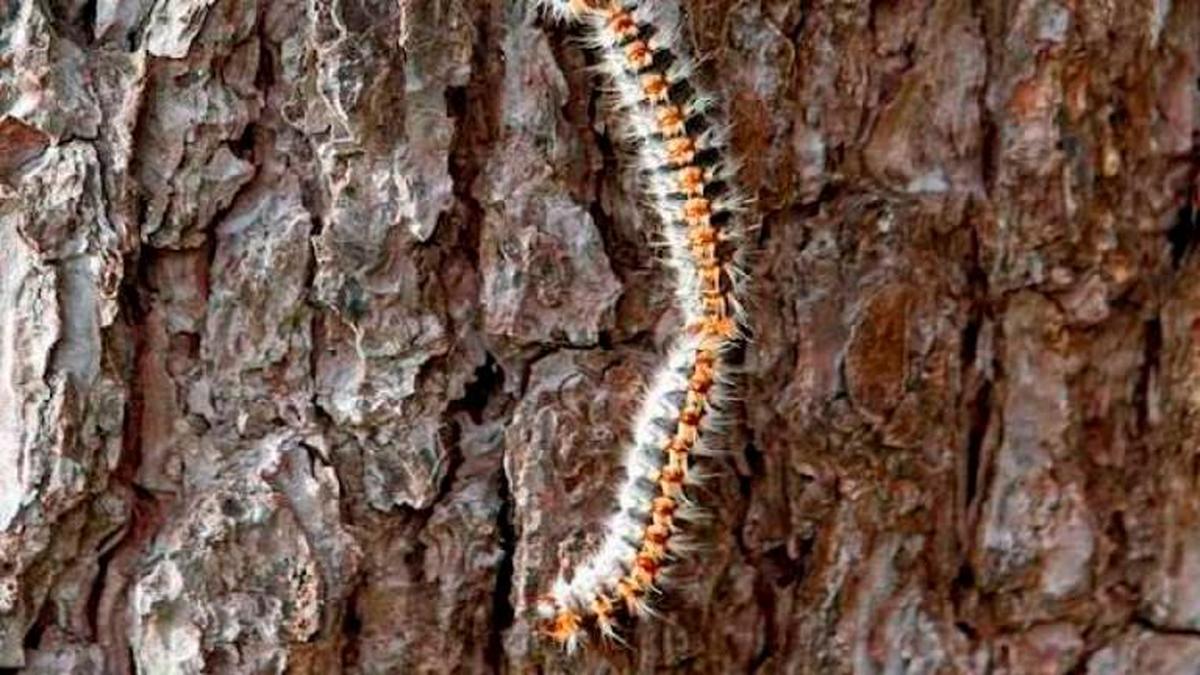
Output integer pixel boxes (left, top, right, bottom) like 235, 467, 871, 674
1168, 197, 1199, 268
485, 457, 517, 672
1136, 317, 1162, 433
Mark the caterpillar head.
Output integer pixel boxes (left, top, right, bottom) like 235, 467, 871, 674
535, 595, 584, 653
534, 0, 607, 21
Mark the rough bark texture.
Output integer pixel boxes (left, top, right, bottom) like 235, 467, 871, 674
0, 0, 1198, 672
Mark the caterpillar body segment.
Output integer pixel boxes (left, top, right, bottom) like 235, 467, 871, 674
533, 0, 748, 652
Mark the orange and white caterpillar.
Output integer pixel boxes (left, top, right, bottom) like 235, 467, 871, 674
533, 0, 749, 652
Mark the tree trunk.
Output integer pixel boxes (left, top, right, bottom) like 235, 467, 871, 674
1, 0, 1198, 672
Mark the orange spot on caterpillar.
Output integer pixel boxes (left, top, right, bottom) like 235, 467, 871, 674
655, 106, 686, 136
688, 317, 737, 343
701, 294, 727, 317
546, 610, 584, 649
666, 449, 688, 477
642, 532, 668, 555
675, 422, 699, 446
625, 41, 653, 70
636, 552, 662, 577
659, 465, 685, 496
659, 480, 684, 499
651, 509, 675, 530
690, 242, 718, 267
641, 73, 669, 102
677, 166, 705, 195
688, 224, 718, 246
590, 594, 619, 639
666, 137, 697, 166
649, 534, 672, 556
630, 562, 657, 588
591, 593, 614, 613
667, 435, 692, 454
682, 197, 712, 226
616, 578, 645, 614
698, 265, 722, 296
568, 0, 605, 14
694, 361, 716, 382
606, 9, 638, 40
641, 539, 668, 563
705, 316, 739, 340
648, 502, 676, 528
683, 392, 705, 414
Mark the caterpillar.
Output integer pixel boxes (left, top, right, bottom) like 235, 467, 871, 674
532, 0, 749, 652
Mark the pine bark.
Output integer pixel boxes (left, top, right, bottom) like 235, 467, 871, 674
0, 0, 1198, 672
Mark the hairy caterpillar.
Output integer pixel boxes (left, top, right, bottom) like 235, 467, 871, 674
533, 0, 749, 652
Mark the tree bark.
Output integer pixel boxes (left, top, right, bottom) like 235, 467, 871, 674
1, 0, 1198, 672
